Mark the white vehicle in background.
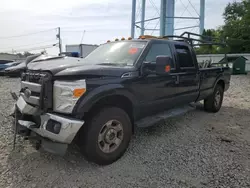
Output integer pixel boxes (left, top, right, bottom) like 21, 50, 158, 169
66, 44, 98, 58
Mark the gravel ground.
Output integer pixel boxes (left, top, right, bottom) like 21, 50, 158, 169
0, 75, 250, 188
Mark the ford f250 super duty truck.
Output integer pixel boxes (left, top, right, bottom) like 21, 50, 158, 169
12, 34, 231, 165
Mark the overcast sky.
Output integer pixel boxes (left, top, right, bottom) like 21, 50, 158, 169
0, 0, 240, 55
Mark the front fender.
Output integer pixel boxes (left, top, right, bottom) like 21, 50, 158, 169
72, 84, 137, 118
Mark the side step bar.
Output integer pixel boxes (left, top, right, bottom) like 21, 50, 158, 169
135, 103, 197, 128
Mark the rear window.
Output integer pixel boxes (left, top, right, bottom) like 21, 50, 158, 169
175, 45, 194, 68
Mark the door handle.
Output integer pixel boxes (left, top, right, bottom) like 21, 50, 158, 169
202, 73, 208, 79
173, 75, 179, 84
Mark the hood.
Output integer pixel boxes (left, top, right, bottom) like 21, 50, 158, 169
26, 55, 136, 77
55, 64, 135, 78
27, 56, 84, 74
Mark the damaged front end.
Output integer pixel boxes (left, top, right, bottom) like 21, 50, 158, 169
11, 71, 84, 155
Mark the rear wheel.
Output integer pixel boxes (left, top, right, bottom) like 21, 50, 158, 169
204, 84, 224, 113
78, 107, 132, 165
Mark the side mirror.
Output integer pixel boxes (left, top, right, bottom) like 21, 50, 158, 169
155, 55, 173, 75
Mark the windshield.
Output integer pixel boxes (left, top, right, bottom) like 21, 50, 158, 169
84, 41, 147, 66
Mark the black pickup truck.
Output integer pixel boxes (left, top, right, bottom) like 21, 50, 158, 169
13, 35, 231, 165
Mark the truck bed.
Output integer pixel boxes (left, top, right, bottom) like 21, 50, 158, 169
197, 66, 231, 101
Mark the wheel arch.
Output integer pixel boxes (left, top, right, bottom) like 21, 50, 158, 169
84, 94, 134, 124
216, 79, 225, 90
213, 72, 225, 91
73, 84, 137, 123
213, 78, 225, 91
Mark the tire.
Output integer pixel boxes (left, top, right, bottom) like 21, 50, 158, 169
78, 107, 132, 165
204, 84, 224, 113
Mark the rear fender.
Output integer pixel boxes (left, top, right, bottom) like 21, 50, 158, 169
213, 73, 225, 91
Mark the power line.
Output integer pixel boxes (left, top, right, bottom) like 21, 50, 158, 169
63, 28, 124, 33
0, 28, 56, 39
0, 40, 57, 51
2, 44, 57, 53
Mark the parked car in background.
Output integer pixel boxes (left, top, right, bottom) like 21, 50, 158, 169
4, 53, 42, 77
0, 62, 21, 75
0, 60, 14, 65
4, 62, 26, 77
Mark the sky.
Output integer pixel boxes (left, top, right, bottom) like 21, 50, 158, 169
0, 0, 240, 55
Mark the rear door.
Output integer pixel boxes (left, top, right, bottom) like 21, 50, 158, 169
173, 44, 200, 104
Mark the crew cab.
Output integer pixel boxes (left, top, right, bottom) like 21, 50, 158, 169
13, 36, 231, 165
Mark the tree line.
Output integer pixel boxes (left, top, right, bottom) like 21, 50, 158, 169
196, 0, 250, 54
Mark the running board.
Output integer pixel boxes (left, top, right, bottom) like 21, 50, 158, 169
135, 103, 196, 128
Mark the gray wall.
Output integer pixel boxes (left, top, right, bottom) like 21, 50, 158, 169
0, 53, 20, 61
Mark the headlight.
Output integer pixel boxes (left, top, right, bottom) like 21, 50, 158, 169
53, 80, 86, 113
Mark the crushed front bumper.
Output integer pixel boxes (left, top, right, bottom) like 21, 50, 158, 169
14, 96, 84, 155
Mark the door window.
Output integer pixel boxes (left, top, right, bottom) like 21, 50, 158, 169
145, 43, 173, 65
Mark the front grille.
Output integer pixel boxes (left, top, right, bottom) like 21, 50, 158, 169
21, 71, 47, 83
21, 71, 53, 111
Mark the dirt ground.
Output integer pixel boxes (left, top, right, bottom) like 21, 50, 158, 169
0, 75, 250, 188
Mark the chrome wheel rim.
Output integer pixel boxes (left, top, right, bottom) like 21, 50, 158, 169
214, 90, 221, 107
98, 120, 124, 153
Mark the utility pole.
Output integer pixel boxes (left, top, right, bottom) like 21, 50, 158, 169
131, 0, 136, 38
200, 0, 205, 35
57, 27, 62, 54
141, 0, 146, 36
80, 30, 86, 44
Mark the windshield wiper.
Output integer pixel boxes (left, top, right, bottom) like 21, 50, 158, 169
97, 63, 127, 66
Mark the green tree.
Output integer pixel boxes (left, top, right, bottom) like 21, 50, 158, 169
16, 51, 34, 58
222, 0, 250, 53
195, 29, 227, 54
23, 51, 33, 57
196, 0, 250, 54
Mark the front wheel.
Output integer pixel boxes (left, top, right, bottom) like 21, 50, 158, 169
204, 84, 224, 113
78, 107, 132, 165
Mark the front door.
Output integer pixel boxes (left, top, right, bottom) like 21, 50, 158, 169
131, 42, 179, 119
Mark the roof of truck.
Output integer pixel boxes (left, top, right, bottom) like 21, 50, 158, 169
107, 34, 225, 48
106, 35, 189, 46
